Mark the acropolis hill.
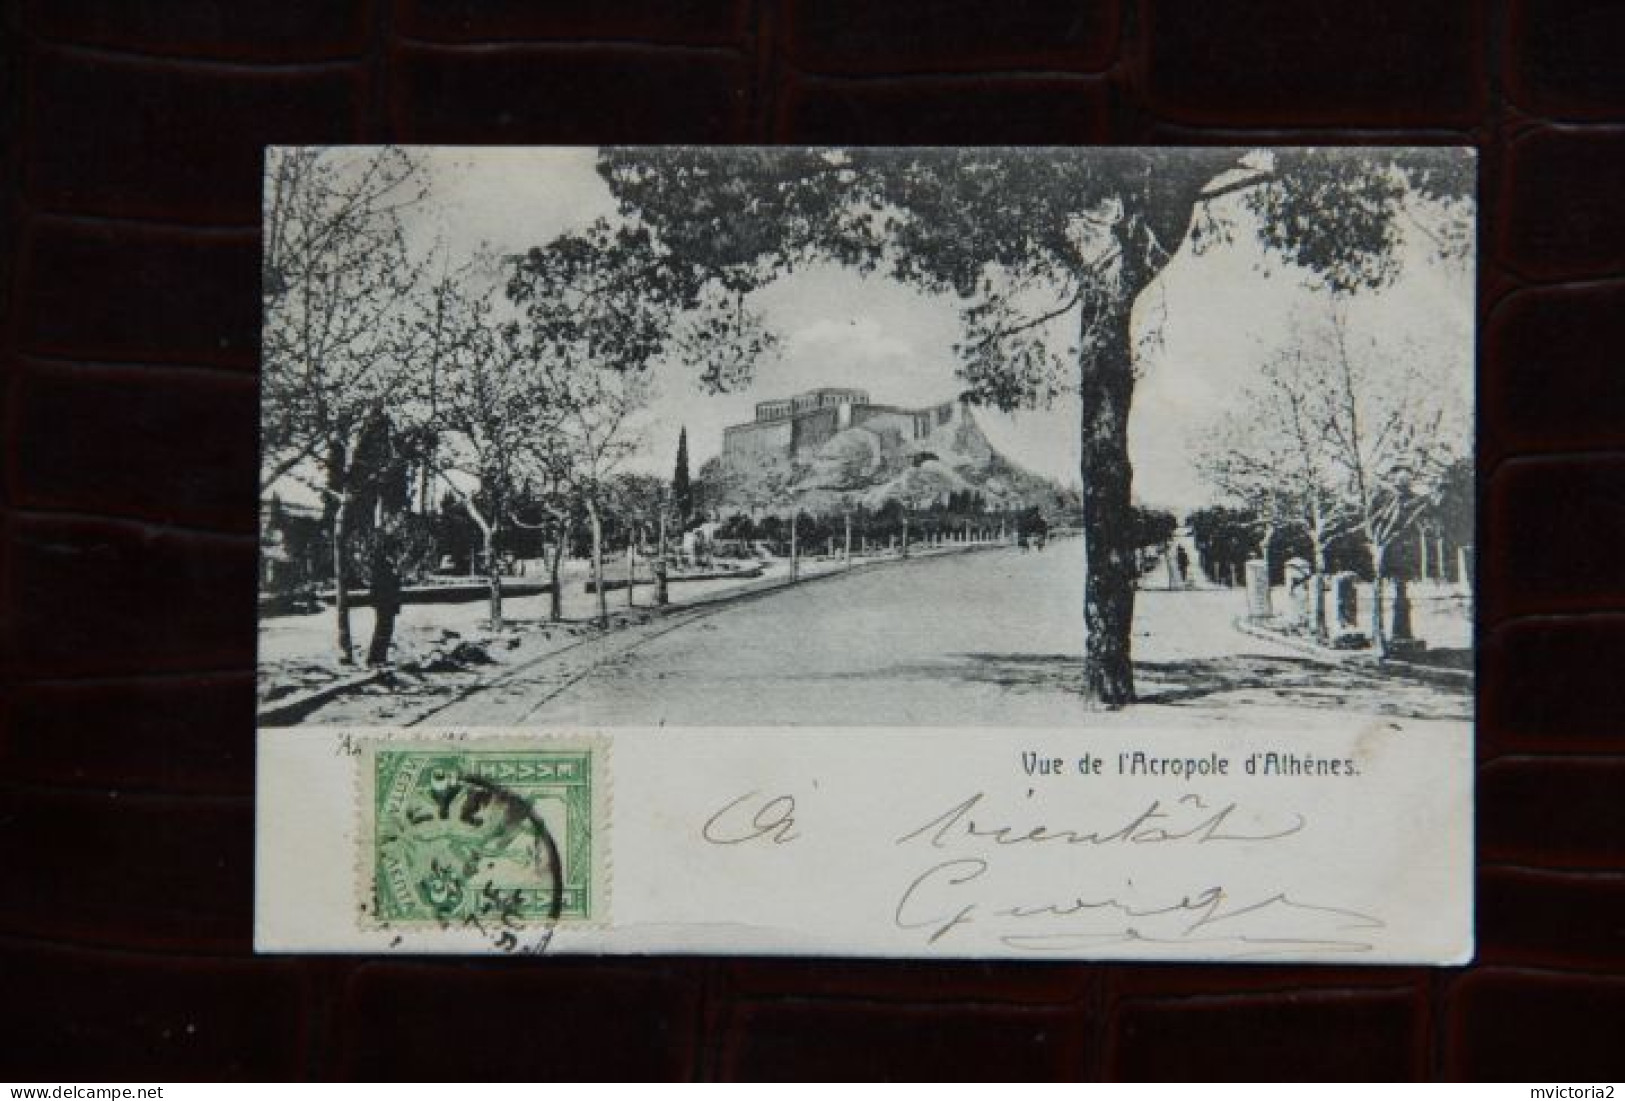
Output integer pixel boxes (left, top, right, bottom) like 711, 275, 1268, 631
707, 387, 1057, 516
722, 387, 961, 465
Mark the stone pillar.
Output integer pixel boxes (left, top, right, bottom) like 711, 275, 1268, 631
1244, 559, 1273, 619
1283, 558, 1312, 626
1390, 576, 1414, 641
1457, 545, 1472, 594
1332, 572, 1359, 632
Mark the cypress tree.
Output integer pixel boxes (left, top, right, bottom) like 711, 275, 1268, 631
673, 426, 693, 525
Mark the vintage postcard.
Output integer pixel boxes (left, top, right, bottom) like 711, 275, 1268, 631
256, 146, 1475, 961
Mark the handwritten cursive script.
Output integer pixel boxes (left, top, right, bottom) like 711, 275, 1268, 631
701, 791, 800, 846
893, 857, 1384, 957
890, 791, 1378, 957
896, 791, 1306, 850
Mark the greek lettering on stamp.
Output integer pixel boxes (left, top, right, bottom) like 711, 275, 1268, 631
359, 738, 606, 933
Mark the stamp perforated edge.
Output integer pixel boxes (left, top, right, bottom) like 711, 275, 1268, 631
353, 731, 612, 939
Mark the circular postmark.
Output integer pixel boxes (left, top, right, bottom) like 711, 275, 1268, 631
372, 762, 565, 954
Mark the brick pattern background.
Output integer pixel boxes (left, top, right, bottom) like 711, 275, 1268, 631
1, 0, 1621, 1082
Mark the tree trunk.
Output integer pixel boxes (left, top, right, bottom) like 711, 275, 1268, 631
626, 535, 637, 608
655, 511, 669, 606
548, 521, 567, 622
366, 547, 401, 667
330, 491, 354, 664
1310, 535, 1329, 639
589, 501, 607, 626
481, 525, 503, 631
789, 513, 799, 581
1368, 539, 1388, 658
1078, 298, 1138, 706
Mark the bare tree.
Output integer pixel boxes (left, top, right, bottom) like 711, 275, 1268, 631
260, 146, 427, 663
1315, 301, 1468, 654
1196, 399, 1298, 577
506, 221, 680, 626
505, 215, 776, 624
410, 262, 572, 631
609, 472, 673, 607
511, 438, 583, 624
1197, 340, 1359, 635
566, 369, 650, 626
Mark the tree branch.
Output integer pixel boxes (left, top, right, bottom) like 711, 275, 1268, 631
1196, 170, 1275, 205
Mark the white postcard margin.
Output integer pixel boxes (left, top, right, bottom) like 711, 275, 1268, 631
257, 719, 1471, 963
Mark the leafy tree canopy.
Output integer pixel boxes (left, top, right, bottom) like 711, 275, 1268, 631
597, 145, 1472, 705
599, 146, 1471, 406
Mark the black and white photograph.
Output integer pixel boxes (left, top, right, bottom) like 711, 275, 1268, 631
257, 146, 1474, 734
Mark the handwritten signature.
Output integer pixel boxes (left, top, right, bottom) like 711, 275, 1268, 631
891, 857, 1384, 956
889, 792, 1374, 955
699, 787, 1379, 956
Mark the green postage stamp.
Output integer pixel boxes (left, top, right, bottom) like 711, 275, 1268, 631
360, 739, 606, 929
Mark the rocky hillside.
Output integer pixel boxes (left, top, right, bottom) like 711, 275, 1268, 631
702, 403, 1061, 517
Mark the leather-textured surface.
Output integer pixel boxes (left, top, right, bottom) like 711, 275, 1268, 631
2, 0, 1622, 1081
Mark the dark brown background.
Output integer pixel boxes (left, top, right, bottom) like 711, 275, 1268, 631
1, 0, 1622, 1082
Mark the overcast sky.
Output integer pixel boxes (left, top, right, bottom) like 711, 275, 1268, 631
397, 147, 1472, 512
